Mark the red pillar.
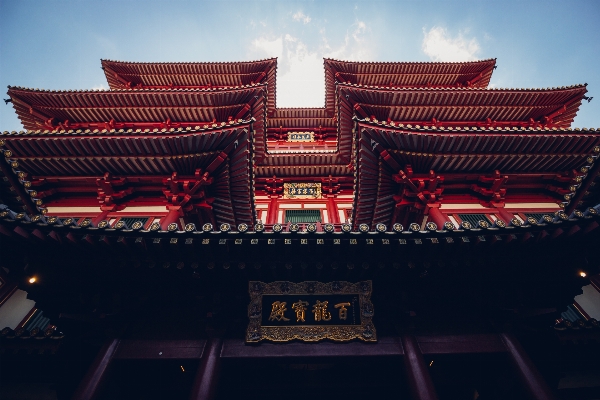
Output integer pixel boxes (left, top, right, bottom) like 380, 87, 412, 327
402, 335, 439, 400
91, 205, 115, 226
160, 206, 182, 230
427, 206, 447, 228
266, 196, 279, 225
500, 333, 557, 400
72, 339, 120, 400
494, 206, 516, 224
327, 196, 340, 224
189, 338, 223, 400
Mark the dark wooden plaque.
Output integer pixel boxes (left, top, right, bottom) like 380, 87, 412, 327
246, 281, 376, 343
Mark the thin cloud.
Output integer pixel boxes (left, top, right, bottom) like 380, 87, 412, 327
323, 20, 371, 61
248, 20, 373, 107
292, 11, 311, 24
422, 27, 480, 62
251, 36, 283, 60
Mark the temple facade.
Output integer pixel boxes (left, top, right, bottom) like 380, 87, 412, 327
0, 58, 599, 399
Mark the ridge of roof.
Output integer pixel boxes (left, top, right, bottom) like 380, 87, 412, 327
355, 117, 600, 133
274, 107, 328, 111
324, 57, 497, 65
1, 202, 597, 236
339, 82, 587, 92
0, 118, 254, 137
100, 57, 278, 66
7, 83, 267, 94
101, 58, 278, 110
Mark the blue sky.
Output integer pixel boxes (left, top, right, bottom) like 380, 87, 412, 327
1, 0, 599, 131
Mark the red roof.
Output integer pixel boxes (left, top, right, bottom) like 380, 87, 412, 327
2, 123, 255, 226
256, 107, 350, 177
324, 58, 497, 111
8, 85, 266, 131
352, 121, 600, 228
268, 108, 335, 129
101, 59, 278, 114
5, 59, 590, 183
358, 121, 600, 173
339, 84, 587, 129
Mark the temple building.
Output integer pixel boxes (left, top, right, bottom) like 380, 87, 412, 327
0, 57, 599, 400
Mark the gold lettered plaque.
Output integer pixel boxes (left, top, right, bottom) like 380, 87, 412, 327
287, 132, 315, 142
283, 182, 322, 199
246, 281, 376, 343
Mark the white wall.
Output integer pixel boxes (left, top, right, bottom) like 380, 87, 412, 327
0, 289, 35, 329
574, 285, 600, 320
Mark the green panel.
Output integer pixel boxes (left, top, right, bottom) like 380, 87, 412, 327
457, 214, 492, 226
524, 213, 548, 222
284, 209, 322, 223
118, 217, 149, 229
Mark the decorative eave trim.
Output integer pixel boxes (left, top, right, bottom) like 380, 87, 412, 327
338, 82, 587, 92
355, 116, 600, 133
1, 118, 254, 137
1, 203, 598, 242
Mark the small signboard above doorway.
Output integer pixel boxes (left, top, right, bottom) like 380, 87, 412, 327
246, 281, 376, 343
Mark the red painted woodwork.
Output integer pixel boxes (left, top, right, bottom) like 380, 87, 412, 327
189, 337, 222, 400
340, 85, 587, 129
401, 335, 439, 400
327, 196, 341, 224
7, 86, 267, 131
220, 335, 508, 358
2, 57, 595, 233
427, 206, 448, 228
494, 206, 519, 224
72, 339, 120, 400
500, 333, 558, 400
101, 58, 277, 113
114, 340, 206, 359
324, 58, 497, 112
160, 206, 183, 230
416, 334, 507, 355
223, 337, 404, 358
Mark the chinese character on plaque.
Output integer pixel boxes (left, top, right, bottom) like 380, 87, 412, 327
246, 281, 376, 343
287, 132, 315, 142
283, 183, 322, 199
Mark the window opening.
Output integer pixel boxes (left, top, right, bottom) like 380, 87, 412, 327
524, 213, 548, 222
284, 209, 322, 223
118, 217, 150, 229
457, 214, 492, 226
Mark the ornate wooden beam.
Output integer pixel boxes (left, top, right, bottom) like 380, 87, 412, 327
189, 337, 222, 400
72, 339, 120, 400
401, 335, 439, 400
500, 333, 558, 400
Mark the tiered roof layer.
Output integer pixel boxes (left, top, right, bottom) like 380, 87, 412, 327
352, 118, 600, 228
324, 58, 497, 111
102, 58, 278, 113
339, 84, 587, 128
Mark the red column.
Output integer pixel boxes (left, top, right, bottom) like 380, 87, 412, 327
91, 205, 115, 226
500, 333, 557, 400
266, 196, 279, 225
160, 206, 182, 230
189, 338, 223, 400
402, 335, 439, 400
494, 206, 516, 224
327, 196, 340, 224
427, 206, 447, 228
72, 339, 120, 400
